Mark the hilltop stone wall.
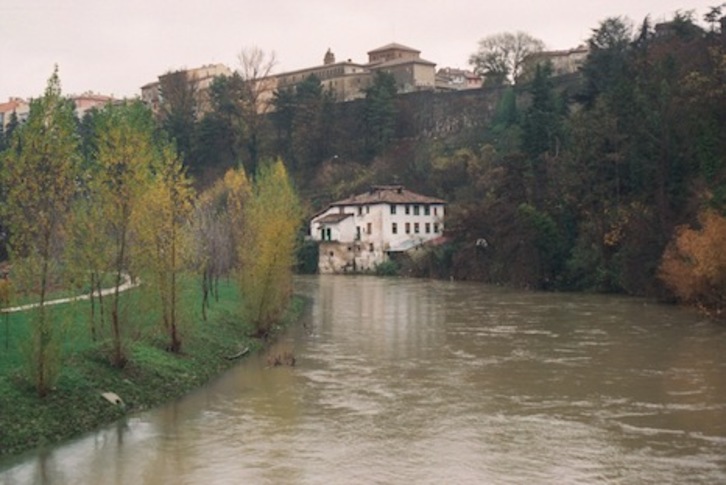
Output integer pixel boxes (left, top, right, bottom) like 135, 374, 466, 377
394, 87, 504, 138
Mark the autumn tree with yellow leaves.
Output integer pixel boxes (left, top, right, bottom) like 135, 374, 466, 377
239, 160, 301, 337
85, 102, 156, 366
134, 146, 195, 352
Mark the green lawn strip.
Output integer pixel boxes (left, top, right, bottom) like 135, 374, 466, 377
0, 277, 304, 458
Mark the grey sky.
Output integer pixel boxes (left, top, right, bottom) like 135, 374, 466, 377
0, 0, 717, 100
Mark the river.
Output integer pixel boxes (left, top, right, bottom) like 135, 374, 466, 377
1, 275, 725, 484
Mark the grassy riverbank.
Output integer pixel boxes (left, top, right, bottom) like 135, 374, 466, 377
0, 280, 304, 458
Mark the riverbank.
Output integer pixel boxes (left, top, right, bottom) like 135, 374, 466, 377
0, 282, 305, 458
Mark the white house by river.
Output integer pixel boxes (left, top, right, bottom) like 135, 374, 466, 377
309, 185, 445, 273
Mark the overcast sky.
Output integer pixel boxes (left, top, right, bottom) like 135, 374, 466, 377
0, 0, 717, 100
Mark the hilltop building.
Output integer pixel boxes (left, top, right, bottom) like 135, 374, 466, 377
71, 92, 115, 118
141, 63, 232, 115
1, 93, 114, 132
521, 45, 589, 81
0, 98, 30, 131
275, 43, 437, 102
138, 43, 440, 114
435, 67, 482, 90
310, 185, 445, 273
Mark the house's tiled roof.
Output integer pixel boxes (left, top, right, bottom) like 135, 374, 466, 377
316, 213, 354, 224
331, 185, 445, 206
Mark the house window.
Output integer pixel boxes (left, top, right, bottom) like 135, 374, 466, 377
392, 222, 398, 234
405, 205, 410, 215
358, 206, 363, 216
424, 206, 430, 216
356, 227, 361, 240
434, 223, 439, 233
434, 207, 438, 216
390, 204, 397, 215
414, 223, 420, 234
405, 222, 411, 234
367, 222, 372, 234
366, 206, 370, 214
413, 205, 420, 216
369, 243, 374, 252
425, 223, 431, 234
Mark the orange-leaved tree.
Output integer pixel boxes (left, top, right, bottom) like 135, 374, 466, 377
659, 209, 726, 316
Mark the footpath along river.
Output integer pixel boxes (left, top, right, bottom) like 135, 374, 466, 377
1, 275, 725, 484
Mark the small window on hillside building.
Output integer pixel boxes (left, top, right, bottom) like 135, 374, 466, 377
434, 207, 438, 216
367, 222, 372, 234
405, 205, 411, 215
366, 206, 370, 214
414, 223, 420, 234
369, 243, 374, 252
425, 223, 431, 234
358, 206, 363, 216
434, 223, 439, 233
390, 204, 397, 215
392, 222, 398, 234
405, 222, 411, 234
424, 206, 430, 216
413, 205, 420, 216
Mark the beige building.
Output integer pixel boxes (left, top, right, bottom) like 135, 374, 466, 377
367, 43, 436, 92
276, 49, 371, 102
521, 45, 589, 81
0, 98, 30, 130
435, 67, 482, 91
274, 43, 437, 102
141, 63, 232, 116
71, 92, 115, 118
1, 93, 114, 131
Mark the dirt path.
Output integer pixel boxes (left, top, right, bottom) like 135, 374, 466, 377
1, 274, 139, 314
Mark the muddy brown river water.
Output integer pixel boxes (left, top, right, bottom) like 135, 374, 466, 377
1, 275, 725, 484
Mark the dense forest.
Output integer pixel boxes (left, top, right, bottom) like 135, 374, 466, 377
2, 9, 726, 318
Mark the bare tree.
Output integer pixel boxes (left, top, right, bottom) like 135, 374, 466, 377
236, 46, 277, 174
469, 32, 545, 85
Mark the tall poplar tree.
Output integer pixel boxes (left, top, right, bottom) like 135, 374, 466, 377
133, 146, 194, 352
1, 68, 79, 396
239, 160, 300, 337
90, 101, 155, 366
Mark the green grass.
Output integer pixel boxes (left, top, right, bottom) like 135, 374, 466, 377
0, 276, 304, 458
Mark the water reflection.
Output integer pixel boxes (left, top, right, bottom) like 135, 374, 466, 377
1, 275, 726, 484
